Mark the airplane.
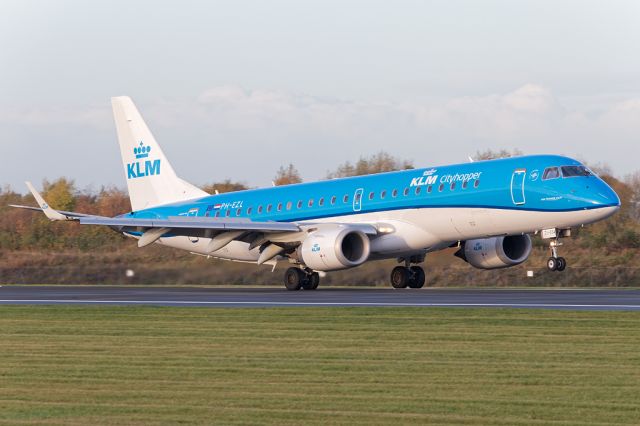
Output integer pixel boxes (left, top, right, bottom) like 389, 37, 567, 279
11, 97, 621, 290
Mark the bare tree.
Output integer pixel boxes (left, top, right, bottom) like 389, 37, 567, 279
473, 149, 523, 161
202, 179, 249, 194
273, 164, 302, 186
326, 152, 413, 179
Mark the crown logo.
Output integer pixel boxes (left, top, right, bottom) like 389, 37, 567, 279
134, 141, 151, 159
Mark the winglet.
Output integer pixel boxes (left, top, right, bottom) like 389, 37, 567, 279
25, 181, 69, 221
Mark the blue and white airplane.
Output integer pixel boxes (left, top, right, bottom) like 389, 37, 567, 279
13, 97, 621, 290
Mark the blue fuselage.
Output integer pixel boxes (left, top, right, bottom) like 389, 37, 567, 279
126, 155, 620, 222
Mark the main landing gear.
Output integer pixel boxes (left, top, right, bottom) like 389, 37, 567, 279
284, 267, 320, 291
390, 266, 425, 288
546, 237, 567, 272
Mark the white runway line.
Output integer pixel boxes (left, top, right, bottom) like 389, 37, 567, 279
0, 299, 640, 309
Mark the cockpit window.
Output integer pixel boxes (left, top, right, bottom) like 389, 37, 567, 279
561, 165, 593, 178
542, 167, 561, 180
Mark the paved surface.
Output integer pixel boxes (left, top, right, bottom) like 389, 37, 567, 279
1, 286, 640, 310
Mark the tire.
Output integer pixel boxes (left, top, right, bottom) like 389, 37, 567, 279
390, 266, 409, 289
302, 272, 320, 290
547, 257, 558, 271
408, 266, 426, 288
284, 268, 303, 291
556, 257, 567, 272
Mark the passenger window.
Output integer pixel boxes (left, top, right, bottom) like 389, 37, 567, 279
247, 207, 252, 215
225, 210, 231, 217
319, 197, 324, 206
308, 199, 314, 207
462, 180, 468, 189
258, 205, 263, 214
474, 179, 480, 188
438, 183, 444, 192
331, 196, 337, 205
380, 190, 387, 199
450, 182, 456, 190
427, 185, 432, 193
277, 202, 282, 212
543, 167, 561, 180
415, 187, 421, 195
403, 188, 409, 196
392, 189, 398, 198
236, 208, 241, 216
267, 204, 272, 213
343, 194, 349, 203
286, 201, 292, 210
297, 200, 302, 209
368, 192, 374, 200
215, 211, 220, 217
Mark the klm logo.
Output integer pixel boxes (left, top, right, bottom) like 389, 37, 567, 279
127, 141, 161, 179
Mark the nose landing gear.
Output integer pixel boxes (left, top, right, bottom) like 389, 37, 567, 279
544, 231, 568, 272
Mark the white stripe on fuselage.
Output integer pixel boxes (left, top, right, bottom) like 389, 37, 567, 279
150, 206, 617, 263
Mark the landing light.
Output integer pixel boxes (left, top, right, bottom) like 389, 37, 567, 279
377, 224, 395, 234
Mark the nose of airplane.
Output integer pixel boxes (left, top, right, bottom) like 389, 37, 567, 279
594, 179, 621, 208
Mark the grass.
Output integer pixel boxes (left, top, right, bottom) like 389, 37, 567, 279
0, 307, 639, 425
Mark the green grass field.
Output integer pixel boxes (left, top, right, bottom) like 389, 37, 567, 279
1, 306, 639, 425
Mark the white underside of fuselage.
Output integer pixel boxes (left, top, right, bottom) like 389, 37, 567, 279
140, 206, 617, 267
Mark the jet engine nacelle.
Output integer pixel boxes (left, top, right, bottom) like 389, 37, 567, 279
298, 227, 371, 271
456, 235, 532, 269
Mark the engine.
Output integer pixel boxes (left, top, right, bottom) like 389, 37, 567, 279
455, 235, 532, 269
298, 226, 371, 271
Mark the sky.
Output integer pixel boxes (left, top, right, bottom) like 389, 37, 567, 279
1, 0, 639, 192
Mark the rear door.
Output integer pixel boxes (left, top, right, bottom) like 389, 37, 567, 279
511, 169, 526, 205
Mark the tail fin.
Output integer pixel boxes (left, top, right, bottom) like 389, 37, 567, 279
111, 96, 208, 211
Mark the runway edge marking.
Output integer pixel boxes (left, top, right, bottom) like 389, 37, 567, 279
1, 300, 640, 309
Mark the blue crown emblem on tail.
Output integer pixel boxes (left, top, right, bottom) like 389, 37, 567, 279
134, 141, 151, 159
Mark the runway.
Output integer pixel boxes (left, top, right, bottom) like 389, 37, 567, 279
1, 286, 640, 310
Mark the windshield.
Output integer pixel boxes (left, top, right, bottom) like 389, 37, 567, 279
561, 165, 593, 178
542, 167, 561, 180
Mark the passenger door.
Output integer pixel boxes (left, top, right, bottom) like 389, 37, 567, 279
353, 188, 363, 212
511, 169, 526, 205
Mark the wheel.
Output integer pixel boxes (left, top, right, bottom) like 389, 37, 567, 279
390, 266, 409, 288
408, 266, 425, 288
302, 272, 320, 290
547, 257, 558, 271
284, 267, 303, 291
556, 257, 566, 272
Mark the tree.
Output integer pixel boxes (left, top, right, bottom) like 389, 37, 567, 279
201, 180, 249, 194
625, 172, 640, 222
42, 178, 76, 211
326, 152, 413, 179
473, 148, 523, 161
273, 164, 302, 186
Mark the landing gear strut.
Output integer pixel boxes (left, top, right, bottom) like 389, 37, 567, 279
546, 237, 567, 272
284, 267, 320, 291
390, 258, 426, 289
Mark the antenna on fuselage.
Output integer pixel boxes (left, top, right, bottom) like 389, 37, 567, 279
468, 156, 474, 163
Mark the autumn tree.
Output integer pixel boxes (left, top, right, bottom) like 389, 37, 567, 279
326, 151, 413, 179
273, 163, 302, 186
42, 178, 76, 211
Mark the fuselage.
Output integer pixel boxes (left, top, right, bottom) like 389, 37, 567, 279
122, 155, 620, 262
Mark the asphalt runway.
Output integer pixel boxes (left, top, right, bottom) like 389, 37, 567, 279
1, 286, 640, 310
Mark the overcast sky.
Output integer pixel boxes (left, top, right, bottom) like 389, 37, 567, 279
1, 0, 639, 191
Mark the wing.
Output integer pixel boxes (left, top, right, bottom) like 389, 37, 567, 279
11, 182, 378, 252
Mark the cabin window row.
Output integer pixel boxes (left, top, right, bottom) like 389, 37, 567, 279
211, 178, 481, 217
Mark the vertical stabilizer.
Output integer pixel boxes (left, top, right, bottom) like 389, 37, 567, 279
111, 96, 208, 211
